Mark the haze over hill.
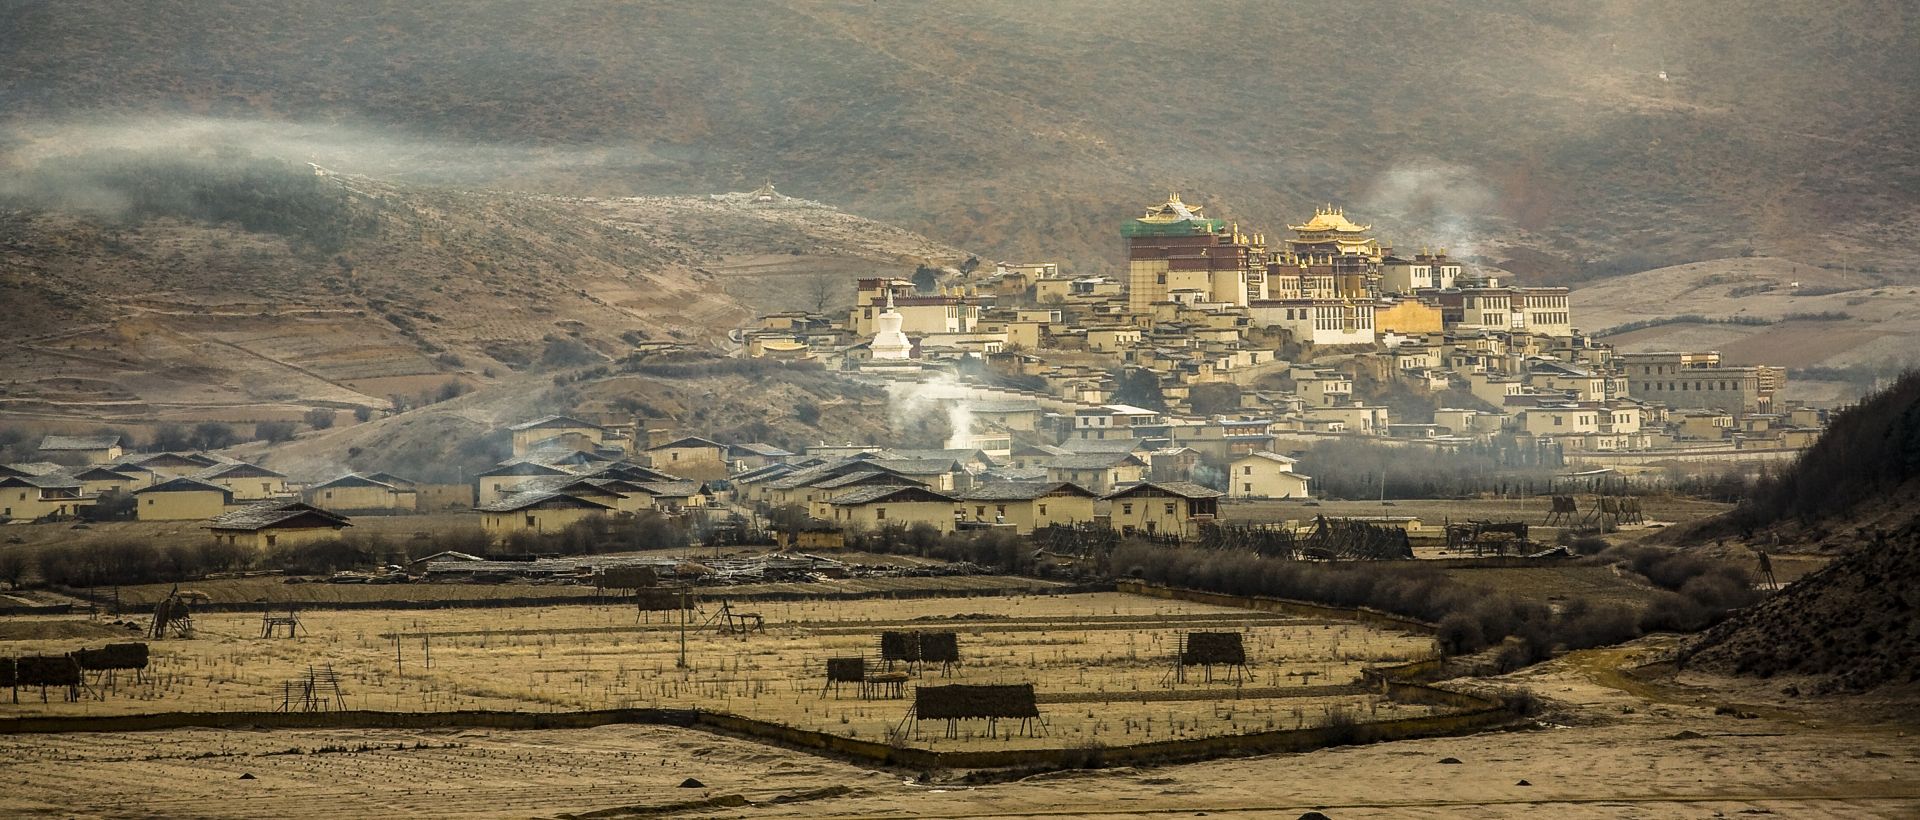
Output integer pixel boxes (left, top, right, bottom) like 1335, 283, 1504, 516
0, 148, 962, 426
5, 0, 1916, 280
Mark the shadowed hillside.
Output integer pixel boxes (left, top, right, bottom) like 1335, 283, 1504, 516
1679, 372, 1920, 693
4, 0, 1915, 278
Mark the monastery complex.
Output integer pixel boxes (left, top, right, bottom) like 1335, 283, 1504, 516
741, 193, 1810, 467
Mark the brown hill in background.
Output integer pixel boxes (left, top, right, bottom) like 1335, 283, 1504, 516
5, 0, 1915, 279
0, 154, 962, 427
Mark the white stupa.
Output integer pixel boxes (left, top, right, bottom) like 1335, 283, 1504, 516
869, 289, 914, 361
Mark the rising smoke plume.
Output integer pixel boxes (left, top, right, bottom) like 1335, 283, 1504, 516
1362, 161, 1497, 260
886, 373, 977, 450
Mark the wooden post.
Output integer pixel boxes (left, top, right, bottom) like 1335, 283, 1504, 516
677, 586, 689, 669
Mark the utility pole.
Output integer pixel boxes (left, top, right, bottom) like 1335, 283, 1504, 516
676, 585, 689, 669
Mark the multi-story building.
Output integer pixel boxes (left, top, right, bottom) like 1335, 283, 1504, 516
1379, 251, 1461, 294
849, 278, 982, 336
1247, 299, 1376, 346
1620, 351, 1783, 413
1124, 194, 1264, 313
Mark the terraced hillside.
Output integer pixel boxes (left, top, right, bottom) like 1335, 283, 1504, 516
1572, 256, 1920, 403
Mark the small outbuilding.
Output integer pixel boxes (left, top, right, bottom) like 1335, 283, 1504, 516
37, 435, 124, 464
207, 501, 353, 550
134, 476, 235, 521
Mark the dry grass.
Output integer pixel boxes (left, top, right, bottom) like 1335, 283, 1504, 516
0, 593, 1438, 751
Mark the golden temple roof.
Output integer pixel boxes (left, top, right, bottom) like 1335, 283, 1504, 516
1286, 205, 1371, 234
1137, 192, 1207, 223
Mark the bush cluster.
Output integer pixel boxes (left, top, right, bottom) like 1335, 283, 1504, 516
1111, 541, 1761, 669
848, 524, 1034, 575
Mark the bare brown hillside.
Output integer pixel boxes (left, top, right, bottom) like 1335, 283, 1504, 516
1571, 256, 1920, 403
0, 173, 964, 428
4, 1, 1914, 278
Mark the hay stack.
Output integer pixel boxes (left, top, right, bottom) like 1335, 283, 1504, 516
915, 684, 1039, 720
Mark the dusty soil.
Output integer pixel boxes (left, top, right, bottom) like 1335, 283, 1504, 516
0, 593, 1437, 752
3, 637, 1915, 818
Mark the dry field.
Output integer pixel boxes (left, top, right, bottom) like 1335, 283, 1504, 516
98, 571, 1069, 607
3, 641, 1916, 819
0, 593, 1437, 752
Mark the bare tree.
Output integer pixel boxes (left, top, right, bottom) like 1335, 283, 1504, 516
804, 272, 842, 314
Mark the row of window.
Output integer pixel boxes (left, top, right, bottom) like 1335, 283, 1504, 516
1649, 380, 1747, 392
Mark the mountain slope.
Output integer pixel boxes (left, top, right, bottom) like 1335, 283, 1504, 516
4, 1, 1915, 279
1679, 373, 1920, 692
0, 159, 963, 425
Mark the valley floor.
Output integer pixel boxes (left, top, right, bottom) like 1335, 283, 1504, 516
1, 636, 1914, 817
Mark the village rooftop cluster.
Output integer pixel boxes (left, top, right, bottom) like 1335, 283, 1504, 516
744, 192, 1822, 457
0, 192, 1829, 550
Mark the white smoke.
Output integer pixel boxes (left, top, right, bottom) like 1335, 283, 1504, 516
1362, 161, 1496, 261
886, 372, 976, 450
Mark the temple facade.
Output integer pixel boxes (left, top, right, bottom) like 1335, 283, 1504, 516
1124, 194, 1265, 313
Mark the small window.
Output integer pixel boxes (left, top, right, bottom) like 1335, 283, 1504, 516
875, 508, 887, 520
1038, 504, 1048, 515
1164, 502, 1176, 515
1243, 466, 1253, 475
1122, 503, 1133, 515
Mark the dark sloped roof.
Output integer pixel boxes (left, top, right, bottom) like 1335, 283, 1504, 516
812, 470, 919, 490
194, 462, 286, 481
2, 462, 64, 476
827, 485, 957, 506
729, 442, 794, 458
630, 481, 704, 498
39, 435, 121, 451
133, 452, 221, 467
1011, 443, 1071, 457
474, 491, 616, 513
66, 466, 136, 482
364, 471, 417, 488
1060, 438, 1149, 454
646, 436, 726, 452
310, 473, 400, 491
730, 463, 796, 483
508, 476, 624, 498
207, 501, 352, 532
1044, 453, 1146, 470
583, 462, 685, 483
959, 481, 1095, 501
477, 461, 573, 478
507, 415, 605, 431
884, 448, 994, 465
862, 458, 961, 476
134, 476, 233, 496
1102, 481, 1225, 500
981, 466, 1050, 482
0, 473, 82, 490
